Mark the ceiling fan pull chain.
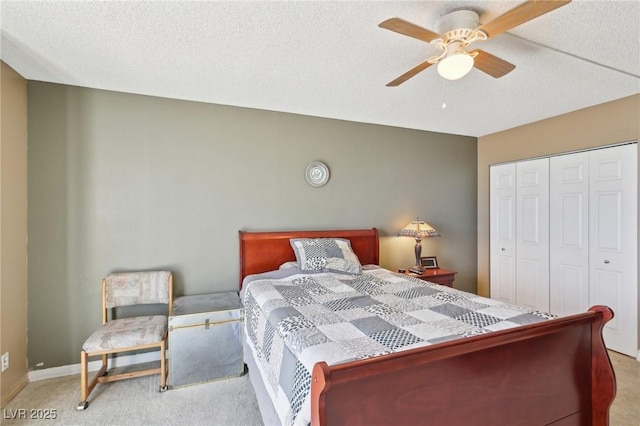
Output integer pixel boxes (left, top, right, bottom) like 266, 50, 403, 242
441, 79, 447, 109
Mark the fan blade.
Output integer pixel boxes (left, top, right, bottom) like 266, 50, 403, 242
386, 60, 434, 87
471, 50, 516, 78
379, 18, 440, 43
477, 0, 571, 39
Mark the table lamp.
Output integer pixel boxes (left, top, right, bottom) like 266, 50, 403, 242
398, 218, 440, 273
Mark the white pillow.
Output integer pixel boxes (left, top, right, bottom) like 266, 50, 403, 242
289, 238, 362, 274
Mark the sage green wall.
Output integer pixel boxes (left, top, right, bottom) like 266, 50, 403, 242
27, 82, 477, 369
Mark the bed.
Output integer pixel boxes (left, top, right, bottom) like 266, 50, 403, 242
238, 228, 616, 426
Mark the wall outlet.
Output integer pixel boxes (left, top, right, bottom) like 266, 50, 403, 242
1, 352, 8, 372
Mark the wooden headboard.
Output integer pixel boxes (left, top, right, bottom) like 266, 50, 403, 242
238, 228, 379, 289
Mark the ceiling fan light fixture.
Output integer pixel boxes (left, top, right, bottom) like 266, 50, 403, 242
437, 53, 474, 80
380, 1, 571, 86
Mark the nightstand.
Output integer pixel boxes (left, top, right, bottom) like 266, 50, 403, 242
401, 268, 457, 287
168, 292, 244, 388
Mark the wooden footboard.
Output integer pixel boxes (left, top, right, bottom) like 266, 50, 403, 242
311, 306, 615, 426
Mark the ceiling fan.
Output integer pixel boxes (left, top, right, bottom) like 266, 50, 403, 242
379, 0, 571, 86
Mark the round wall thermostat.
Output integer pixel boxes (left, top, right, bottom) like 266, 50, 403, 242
305, 161, 330, 187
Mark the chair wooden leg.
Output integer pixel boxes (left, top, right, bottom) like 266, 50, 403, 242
78, 351, 109, 411
80, 351, 88, 401
159, 340, 167, 391
77, 351, 89, 410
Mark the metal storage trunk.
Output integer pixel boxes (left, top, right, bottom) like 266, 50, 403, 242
168, 292, 244, 388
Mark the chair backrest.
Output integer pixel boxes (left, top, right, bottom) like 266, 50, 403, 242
104, 271, 172, 309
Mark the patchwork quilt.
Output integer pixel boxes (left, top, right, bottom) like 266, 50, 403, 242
242, 268, 555, 426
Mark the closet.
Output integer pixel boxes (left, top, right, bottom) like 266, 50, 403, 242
490, 143, 638, 357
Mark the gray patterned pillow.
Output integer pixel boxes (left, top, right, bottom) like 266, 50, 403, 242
290, 238, 362, 274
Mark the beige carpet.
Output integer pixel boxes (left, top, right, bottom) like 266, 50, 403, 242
3, 351, 638, 425
2, 368, 263, 426
609, 351, 640, 426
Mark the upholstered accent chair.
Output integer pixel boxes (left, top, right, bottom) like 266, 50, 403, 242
77, 271, 173, 410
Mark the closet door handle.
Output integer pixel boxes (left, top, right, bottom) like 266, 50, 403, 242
501, 248, 506, 251
604, 260, 610, 264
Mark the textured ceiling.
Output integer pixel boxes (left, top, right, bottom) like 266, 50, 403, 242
1, 0, 638, 137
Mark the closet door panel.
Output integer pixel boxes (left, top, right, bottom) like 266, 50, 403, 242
516, 159, 549, 312
550, 153, 589, 316
490, 163, 517, 304
589, 143, 637, 357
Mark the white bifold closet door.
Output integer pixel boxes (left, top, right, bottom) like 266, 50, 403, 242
492, 143, 637, 357
515, 158, 549, 312
490, 163, 517, 304
589, 145, 637, 356
549, 144, 637, 357
549, 152, 590, 317
490, 158, 549, 312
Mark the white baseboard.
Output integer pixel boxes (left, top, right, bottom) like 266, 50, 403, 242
27, 347, 640, 381
27, 352, 162, 382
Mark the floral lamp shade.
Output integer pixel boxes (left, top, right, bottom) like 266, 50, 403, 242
398, 218, 440, 272
398, 219, 440, 239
